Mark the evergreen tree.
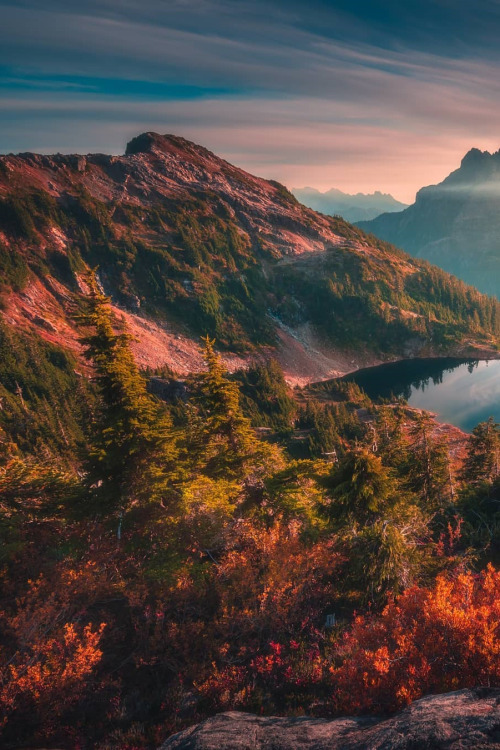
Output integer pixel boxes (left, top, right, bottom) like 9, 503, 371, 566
461, 417, 500, 486
374, 405, 408, 471
307, 404, 341, 459
78, 273, 177, 516
191, 336, 277, 479
323, 448, 397, 527
236, 359, 296, 432
296, 401, 344, 459
323, 448, 426, 604
347, 520, 423, 604
404, 412, 450, 509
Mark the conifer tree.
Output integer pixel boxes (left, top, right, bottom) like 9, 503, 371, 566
192, 336, 276, 479
78, 273, 176, 516
405, 412, 450, 509
237, 359, 296, 433
374, 405, 408, 470
323, 448, 397, 527
461, 417, 500, 485
323, 448, 426, 603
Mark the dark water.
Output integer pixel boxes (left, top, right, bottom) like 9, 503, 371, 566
342, 358, 500, 432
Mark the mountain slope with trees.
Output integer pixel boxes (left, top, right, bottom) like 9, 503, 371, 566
0, 280, 499, 748
0, 135, 499, 747
0, 133, 499, 389
358, 148, 500, 298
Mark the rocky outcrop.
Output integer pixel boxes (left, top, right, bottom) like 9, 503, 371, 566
160, 688, 500, 749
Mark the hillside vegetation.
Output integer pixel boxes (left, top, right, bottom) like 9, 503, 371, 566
0, 133, 499, 374
0, 273, 499, 748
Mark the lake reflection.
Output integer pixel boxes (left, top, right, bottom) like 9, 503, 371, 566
342, 358, 500, 432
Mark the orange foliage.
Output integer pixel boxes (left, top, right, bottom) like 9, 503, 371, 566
0, 562, 110, 735
194, 565, 500, 718
333, 564, 500, 713
214, 520, 343, 639
1, 517, 499, 746
190, 522, 343, 714
129, 520, 343, 687
1, 622, 105, 723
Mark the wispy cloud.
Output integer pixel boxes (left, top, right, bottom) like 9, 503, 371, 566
1, 0, 500, 201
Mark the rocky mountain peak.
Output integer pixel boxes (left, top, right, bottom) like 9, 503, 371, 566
357, 143, 500, 297
450, 146, 500, 185
125, 131, 171, 155
124, 131, 226, 171
460, 147, 491, 168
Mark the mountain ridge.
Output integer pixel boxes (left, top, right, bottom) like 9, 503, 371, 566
292, 184, 408, 222
358, 148, 500, 298
1, 133, 499, 385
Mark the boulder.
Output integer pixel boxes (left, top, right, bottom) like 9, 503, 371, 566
160, 688, 500, 749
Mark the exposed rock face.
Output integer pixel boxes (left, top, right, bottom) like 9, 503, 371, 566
358, 148, 500, 298
160, 688, 500, 749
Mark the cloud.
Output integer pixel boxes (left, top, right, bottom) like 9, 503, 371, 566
3, 91, 500, 202
1, 0, 500, 200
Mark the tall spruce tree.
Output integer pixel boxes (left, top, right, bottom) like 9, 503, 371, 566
405, 412, 450, 509
191, 336, 275, 479
462, 417, 500, 485
79, 273, 177, 517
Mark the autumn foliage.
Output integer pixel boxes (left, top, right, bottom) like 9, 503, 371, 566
0, 564, 108, 742
333, 564, 500, 713
0, 279, 499, 747
195, 566, 500, 717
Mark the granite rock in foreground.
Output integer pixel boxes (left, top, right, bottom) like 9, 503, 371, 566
160, 688, 500, 749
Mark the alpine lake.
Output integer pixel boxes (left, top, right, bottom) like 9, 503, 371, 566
339, 358, 500, 433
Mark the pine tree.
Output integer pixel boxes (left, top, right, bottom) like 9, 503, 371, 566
191, 336, 276, 479
461, 417, 500, 485
78, 273, 177, 517
405, 412, 450, 509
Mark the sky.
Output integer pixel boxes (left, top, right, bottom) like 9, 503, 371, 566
2, 0, 500, 202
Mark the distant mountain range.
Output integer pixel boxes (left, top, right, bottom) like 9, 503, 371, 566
292, 187, 408, 223
358, 148, 500, 298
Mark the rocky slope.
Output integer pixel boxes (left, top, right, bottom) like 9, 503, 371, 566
1, 133, 499, 384
358, 148, 500, 298
160, 688, 500, 749
293, 186, 407, 222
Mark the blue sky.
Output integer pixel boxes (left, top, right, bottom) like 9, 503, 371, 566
2, 0, 500, 201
